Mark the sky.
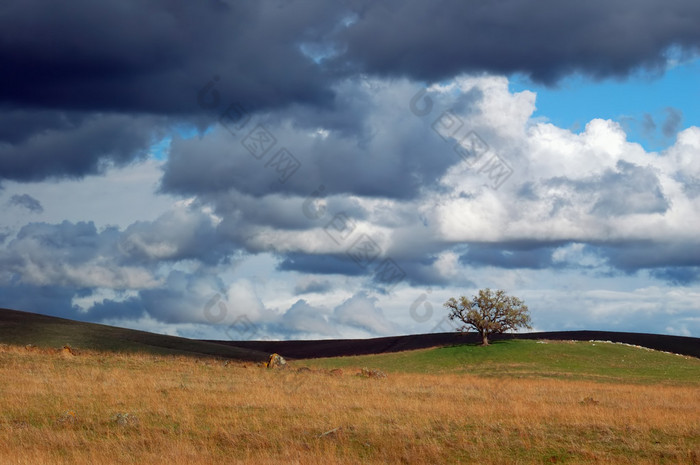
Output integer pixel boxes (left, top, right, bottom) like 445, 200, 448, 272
1, 0, 700, 341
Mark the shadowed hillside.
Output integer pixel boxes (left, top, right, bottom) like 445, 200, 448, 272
0, 308, 269, 361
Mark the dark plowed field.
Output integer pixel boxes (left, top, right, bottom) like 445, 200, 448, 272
207, 330, 700, 360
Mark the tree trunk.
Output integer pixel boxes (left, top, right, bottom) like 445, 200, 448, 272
481, 330, 489, 346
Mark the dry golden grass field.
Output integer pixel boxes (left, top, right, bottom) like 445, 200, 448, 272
1, 342, 699, 465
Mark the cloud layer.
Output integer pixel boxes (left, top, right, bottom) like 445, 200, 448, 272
2, 0, 700, 338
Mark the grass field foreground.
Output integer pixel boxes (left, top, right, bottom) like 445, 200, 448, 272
1, 342, 699, 464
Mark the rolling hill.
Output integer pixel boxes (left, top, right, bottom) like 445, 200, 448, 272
2, 306, 700, 364
0, 307, 269, 361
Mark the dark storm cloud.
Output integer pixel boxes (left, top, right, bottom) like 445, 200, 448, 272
0, 0, 340, 182
0, 110, 86, 145
0, 112, 165, 182
3, 0, 699, 184
9, 194, 43, 213
4, 0, 698, 114
337, 0, 700, 84
0, 0, 339, 115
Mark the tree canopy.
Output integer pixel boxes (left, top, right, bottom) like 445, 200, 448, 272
444, 288, 532, 345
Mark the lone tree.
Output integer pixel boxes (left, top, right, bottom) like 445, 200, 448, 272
444, 288, 532, 346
